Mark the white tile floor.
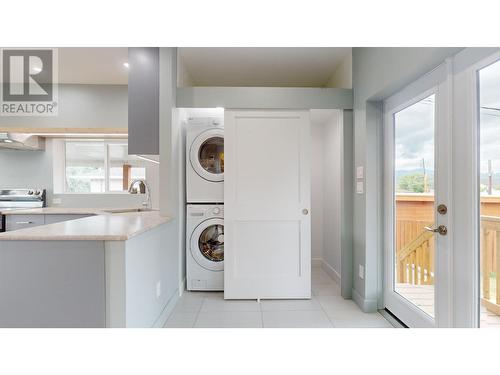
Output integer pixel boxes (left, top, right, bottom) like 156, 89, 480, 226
165, 266, 393, 328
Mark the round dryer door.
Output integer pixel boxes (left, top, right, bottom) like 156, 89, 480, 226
190, 128, 224, 182
190, 218, 224, 271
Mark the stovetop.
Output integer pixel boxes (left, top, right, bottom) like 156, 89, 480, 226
0, 189, 46, 211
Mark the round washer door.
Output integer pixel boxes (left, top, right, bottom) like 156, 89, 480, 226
190, 218, 224, 271
189, 128, 224, 182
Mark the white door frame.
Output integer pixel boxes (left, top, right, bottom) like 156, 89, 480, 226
383, 62, 453, 327
452, 50, 500, 327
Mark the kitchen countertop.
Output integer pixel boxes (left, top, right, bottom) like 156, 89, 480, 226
0, 210, 170, 241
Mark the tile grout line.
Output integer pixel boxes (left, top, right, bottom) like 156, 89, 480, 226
316, 293, 336, 328
192, 295, 206, 328
314, 269, 341, 328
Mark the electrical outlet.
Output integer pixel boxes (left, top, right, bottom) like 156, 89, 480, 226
156, 281, 161, 299
359, 265, 364, 279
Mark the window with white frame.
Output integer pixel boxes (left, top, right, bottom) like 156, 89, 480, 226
63, 140, 147, 193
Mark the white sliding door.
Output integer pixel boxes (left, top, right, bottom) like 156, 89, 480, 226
224, 110, 311, 299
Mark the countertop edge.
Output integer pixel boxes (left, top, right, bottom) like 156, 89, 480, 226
0, 211, 171, 241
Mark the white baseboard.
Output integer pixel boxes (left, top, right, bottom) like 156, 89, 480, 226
152, 290, 180, 328
320, 259, 341, 284
311, 257, 322, 267
352, 288, 378, 313
178, 277, 186, 297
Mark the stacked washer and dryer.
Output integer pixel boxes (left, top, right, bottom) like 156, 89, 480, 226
186, 118, 224, 291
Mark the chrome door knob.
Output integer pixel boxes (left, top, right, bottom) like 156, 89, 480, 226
424, 225, 447, 236
302, 209, 309, 215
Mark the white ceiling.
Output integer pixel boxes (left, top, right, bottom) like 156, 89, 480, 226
58, 48, 128, 85
55, 47, 351, 87
178, 47, 351, 87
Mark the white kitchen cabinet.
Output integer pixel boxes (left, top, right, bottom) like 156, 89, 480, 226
5, 214, 93, 231
0, 222, 175, 328
0, 240, 106, 327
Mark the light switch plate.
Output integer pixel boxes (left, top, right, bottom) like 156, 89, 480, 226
356, 181, 364, 194
356, 166, 364, 179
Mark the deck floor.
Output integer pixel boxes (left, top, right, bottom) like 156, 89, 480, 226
396, 284, 435, 317
396, 283, 500, 328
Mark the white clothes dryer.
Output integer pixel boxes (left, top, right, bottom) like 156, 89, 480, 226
186, 118, 224, 203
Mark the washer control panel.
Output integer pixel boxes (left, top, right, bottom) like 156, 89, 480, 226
188, 204, 224, 218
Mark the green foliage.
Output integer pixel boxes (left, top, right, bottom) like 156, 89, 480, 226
398, 173, 425, 193
66, 178, 91, 193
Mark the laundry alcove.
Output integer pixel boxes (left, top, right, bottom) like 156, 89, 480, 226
310, 109, 344, 286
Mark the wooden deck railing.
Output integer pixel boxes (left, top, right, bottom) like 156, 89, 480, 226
480, 216, 500, 315
396, 215, 500, 314
396, 220, 434, 285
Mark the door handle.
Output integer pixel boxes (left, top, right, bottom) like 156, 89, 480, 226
16, 221, 34, 225
424, 225, 447, 236
302, 209, 309, 215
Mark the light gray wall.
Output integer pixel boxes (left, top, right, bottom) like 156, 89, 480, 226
352, 48, 463, 311
311, 121, 325, 261
159, 48, 186, 291
341, 109, 353, 298
310, 110, 343, 281
177, 87, 353, 109
0, 149, 52, 190
0, 84, 127, 129
322, 112, 342, 277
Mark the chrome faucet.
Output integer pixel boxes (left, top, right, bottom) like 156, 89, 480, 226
128, 179, 152, 210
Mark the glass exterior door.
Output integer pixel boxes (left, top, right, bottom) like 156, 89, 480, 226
393, 95, 436, 319
384, 63, 451, 328
478, 59, 500, 328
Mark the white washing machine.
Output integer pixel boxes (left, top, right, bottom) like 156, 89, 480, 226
186, 204, 224, 291
186, 118, 224, 203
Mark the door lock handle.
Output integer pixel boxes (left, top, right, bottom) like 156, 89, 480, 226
424, 225, 447, 236
302, 209, 309, 215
